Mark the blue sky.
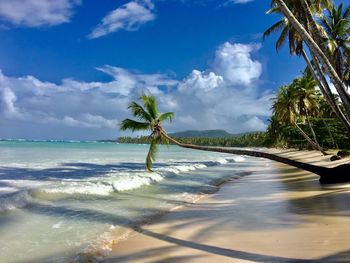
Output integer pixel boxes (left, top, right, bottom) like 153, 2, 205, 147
0, 0, 335, 140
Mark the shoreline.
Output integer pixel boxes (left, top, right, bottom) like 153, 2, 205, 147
101, 149, 350, 263
76, 170, 254, 262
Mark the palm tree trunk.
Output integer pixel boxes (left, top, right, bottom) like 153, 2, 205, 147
274, 0, 350, 118
299, 0, 333, 62
160, 130, 349, 184
322, 118, 338, 149
294, 121, 323, 152
305, 114, 327, 155
301, 50, 350, 135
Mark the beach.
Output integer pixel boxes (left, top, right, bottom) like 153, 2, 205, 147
104, 149, 350, 263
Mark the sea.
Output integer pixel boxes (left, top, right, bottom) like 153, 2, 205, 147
0, 140, 264, 262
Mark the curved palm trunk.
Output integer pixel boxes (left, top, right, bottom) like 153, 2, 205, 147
161, 130, 350, 184
305, 114, 327, 155
294, 122, 326, 154
322, 118, 338, 149
274, 0, 350, 118
299, 0, 333, 63
302, 50, 350, 135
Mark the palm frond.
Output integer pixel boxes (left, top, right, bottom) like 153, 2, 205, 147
120, 119, 150, 132
276, 26, 289, 51
140, 94, 158, 120
263, 20, 285, 40
128, 102, 153, 122
158, 112, 174, 122
146, 139, 158, 171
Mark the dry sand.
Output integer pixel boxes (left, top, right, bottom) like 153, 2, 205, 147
103, 149, 350, 263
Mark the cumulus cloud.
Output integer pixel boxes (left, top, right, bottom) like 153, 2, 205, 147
0, 41, 272, 139
0, 0, 80, 27
164, 42, 271, 133
88, 0, 155, 39
213, 42, 262, 86
0, 87, 22, 119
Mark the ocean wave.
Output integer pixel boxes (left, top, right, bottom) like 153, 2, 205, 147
0, 191, 31, 213
36, 155, 246, 196
40, 172, 164, 195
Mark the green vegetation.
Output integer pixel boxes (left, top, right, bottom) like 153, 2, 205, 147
169, 129, 234, 138
118, 132, 267, 147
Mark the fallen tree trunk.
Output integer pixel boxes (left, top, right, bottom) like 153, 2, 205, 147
161, 131, 350, 184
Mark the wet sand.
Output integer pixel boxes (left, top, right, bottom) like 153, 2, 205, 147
103, 149, 350, 262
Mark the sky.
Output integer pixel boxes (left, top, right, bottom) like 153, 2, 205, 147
0, 0, 336, 140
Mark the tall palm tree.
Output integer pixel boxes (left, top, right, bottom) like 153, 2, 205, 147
264, 1, 350, 135
272, 81, 325, 154
120, 94, 349, 184
293, 75, 326, 153
319, 3, 350, 83
272, 0, 350, 120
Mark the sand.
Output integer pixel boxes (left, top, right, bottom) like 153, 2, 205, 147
103, 149, 350, 263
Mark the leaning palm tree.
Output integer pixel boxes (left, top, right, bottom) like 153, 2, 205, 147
272, 0, 350, 119
272, 77, 326, 154
120, 94, 349, 184
264, 1, 350, 135
120, 94, 174, 171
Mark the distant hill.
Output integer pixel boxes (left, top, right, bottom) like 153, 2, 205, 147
169, 129, 239, 138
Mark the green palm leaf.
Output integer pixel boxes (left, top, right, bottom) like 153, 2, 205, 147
128, 102, 153, 122
159, 112, 174, 122
140, 94, 158, 120
120, 119, 150, 132
263, 20, 285, 40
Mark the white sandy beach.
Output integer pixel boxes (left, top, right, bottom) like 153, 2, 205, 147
103, 149, 350, 263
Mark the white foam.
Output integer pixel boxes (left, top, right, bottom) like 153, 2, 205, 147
231, 156, 245, 162
41, 182, 114, 196
112, 172, 163, 191
33, 155, 246, 196
40, 171, 164, 195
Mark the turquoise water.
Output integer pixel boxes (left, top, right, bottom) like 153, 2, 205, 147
0, 140, 258, 262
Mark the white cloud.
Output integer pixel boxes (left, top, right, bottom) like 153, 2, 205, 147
0, 88, 22, 119
179, 70, 224, 93
162, 42, 271, 133
0, 0, 80, 27
213, 42, 262, 86
88, 0, 155, 39
0, 41, 272, 139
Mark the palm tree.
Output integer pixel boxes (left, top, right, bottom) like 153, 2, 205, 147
264, 1, 350, 135
272, 0, 350, 121
120, 94, 174, 171
120, 94, 349, 184
294, 75, 324, 148
319, 3, 350, 83
272, 81, 326, 154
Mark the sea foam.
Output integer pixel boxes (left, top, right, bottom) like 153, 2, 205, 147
38, 156, 245, 196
